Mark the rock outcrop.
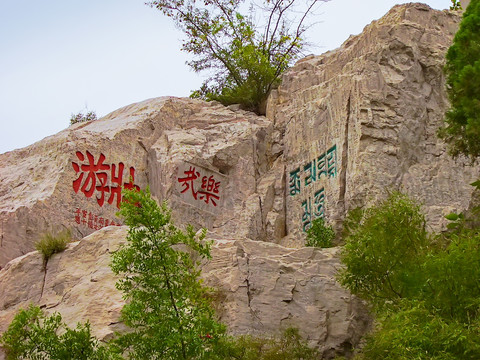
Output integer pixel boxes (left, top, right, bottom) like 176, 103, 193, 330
268, 3, 478, 242
0, 3, 479, 359
0, 226, 370, 359
0, 97, 283, 267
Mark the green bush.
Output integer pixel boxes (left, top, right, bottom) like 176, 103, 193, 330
0, 305, 117, 360
339, 192, 430, 309
35, 230, 71, 263
305, 217, 335, 248
340, 191, 480, 359
357, 301, 480, 360
213, 328, 320, 360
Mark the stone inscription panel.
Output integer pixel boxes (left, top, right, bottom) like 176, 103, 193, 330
288, 145, 337, 232
71, 150, 141, 228
175, 162, 226, 215
72, 150, 140, 208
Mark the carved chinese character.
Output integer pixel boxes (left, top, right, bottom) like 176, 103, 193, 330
72, 151, 110, 201
74, 208, 81, 224
88, 212, 94, 229
178, 166, 200, 199
313, 188, 325, 219
289, 168, 301, 196
302, 198, 312, 232
304, 160, 316, 187
81, 210, 87, 225
317, 153, 327, 179
198, 175, 221, 206
327, 145, 337, 178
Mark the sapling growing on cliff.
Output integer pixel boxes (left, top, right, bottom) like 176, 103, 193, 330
110, 188, 225, 359
148, 0, 328, 114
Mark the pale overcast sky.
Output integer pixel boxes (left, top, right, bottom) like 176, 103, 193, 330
0, 0, 452, 154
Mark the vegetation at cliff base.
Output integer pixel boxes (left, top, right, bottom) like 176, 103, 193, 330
339, 192, 480, 359
148, 0, 327, 114
305, 217, 335, 248
0, 305, 116, 360
439, 0, 480, 160
110, 187, 224, 359
0, 188, 321, 359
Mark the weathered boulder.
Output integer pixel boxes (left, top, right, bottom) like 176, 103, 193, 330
0, 97, 282, 267
0, 227, 370, 359
267, 3, 479, 243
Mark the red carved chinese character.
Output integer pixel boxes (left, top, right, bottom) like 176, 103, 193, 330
199, 175, 220, 206
178, 166, 200, 199
81, 210, 87, 225
198, 190, 220, 206
72, 151, 110, 199
98, 217, 105, 228
108, 163, 124, 208
74, 208, 81, 224
88, 212, 94, 229
123, 167, 140, 191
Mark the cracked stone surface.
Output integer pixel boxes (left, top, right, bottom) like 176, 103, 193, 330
267, 3, 479, 241
0, 227, 370, 360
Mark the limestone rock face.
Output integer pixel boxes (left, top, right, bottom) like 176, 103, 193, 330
0, 227, 370, 359
267, 3, 479, 241
0, 97, 281, 267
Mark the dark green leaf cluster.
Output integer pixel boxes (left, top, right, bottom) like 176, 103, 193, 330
450, 0, 462, 10
111, 188, 224, 359
148, 0, 325, 114
439, 0, 480, 160
305, 217, 335, 248
339, 191, 480, 359
0, 305, 116, 360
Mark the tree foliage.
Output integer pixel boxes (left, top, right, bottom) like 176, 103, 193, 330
111, 188, 225, 359
340, 192, 480, 359
0, 305, 115, 360
305, 217, 335, 248
339, 192, 429, 309
148, 0, 327, 114
439, 0, 480, 160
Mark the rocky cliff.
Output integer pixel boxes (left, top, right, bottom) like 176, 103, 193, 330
267, 3, 478, 242
0, 3, 478, 359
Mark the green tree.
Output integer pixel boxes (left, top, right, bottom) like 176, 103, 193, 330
111, 188, 225, 360
338, 192, 430, 309
340, 193, 480, 359
439, 0, 480, 160
305, 217, 335, 248
148, 0, 327, 114
0, 305, 115, 360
